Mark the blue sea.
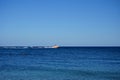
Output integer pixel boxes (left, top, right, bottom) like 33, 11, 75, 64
0, 47, 120, 80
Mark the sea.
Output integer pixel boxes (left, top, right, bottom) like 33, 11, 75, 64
0, 47, 120, 80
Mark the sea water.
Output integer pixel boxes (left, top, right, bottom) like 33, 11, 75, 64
0, 47, 120, 80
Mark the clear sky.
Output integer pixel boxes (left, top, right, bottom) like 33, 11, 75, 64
0, 0, 120, 46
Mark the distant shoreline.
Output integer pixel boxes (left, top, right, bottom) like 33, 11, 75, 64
0, 46, 120, 47
0, 46, 120, 49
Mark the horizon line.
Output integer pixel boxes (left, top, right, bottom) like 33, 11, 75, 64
0, 45, 120, 47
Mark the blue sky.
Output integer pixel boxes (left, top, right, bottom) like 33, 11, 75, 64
0, 0, 120, 46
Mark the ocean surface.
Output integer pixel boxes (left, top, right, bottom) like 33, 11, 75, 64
0, 47, 120, 80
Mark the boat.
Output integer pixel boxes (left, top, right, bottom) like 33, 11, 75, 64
52, 45, 59, 48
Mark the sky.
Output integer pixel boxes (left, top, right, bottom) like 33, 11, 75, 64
0, 0, 120, 46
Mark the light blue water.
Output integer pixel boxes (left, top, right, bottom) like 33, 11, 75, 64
0, 47, 120, 80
